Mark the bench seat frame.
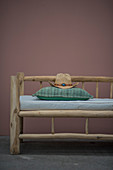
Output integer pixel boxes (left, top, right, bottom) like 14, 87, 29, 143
10, 72, 113, 154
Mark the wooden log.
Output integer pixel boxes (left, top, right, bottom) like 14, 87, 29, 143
40, 81, 43, 89
96, 82, 99, 98
85, 118, 88, 134
82, 83, 89, 134
10, 76, 20, 154
110, 82, 113, 99
51, 117, 55, 134
19, 110, 113, 118
19, 133, 113, 140
17, 72, 24, 143
24, 76, 113, 82
17, 72, 24, 96
81, 83, 89, 134
82, 82, 85, 90
71, 76, 113, 82
24, 76, 56, 82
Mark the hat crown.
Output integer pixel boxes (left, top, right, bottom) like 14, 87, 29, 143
55, 73, 72, 84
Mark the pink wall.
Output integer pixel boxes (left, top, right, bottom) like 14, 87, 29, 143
0, 0, 113, 135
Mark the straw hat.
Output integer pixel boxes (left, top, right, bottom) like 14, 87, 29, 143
48, 73, 79, 89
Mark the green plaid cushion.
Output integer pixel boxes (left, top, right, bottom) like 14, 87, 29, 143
32, 87, 93, 100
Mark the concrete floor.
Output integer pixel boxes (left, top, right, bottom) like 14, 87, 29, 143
0, 136, 113, 170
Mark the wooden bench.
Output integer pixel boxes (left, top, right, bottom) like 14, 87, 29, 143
10, 72, 113, 154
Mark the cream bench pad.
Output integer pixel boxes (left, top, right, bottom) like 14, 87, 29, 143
20, 95, 113, 110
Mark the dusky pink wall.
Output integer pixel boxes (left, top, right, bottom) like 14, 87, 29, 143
0, 0, 113, 135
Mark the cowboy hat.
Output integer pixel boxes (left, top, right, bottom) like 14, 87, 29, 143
48, 73, 79, 89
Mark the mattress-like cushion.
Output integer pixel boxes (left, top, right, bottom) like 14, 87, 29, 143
20, 95, 113, 110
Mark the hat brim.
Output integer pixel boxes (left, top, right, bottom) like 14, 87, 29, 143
48, 81, 79, 89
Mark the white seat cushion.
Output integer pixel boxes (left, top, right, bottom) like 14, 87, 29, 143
20, 95, 113, 110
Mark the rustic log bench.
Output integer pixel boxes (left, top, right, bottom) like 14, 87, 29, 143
10, 72, 113, 154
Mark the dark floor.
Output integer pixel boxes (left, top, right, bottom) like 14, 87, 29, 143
0, 136, 113, 170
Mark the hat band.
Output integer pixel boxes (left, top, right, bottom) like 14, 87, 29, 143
54, 83, 72, 86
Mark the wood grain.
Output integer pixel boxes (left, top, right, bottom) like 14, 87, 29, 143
19, 110, 113, 118
110, 82, 113, 98
40, 81, 43, 89
82, 82, 85, 89
96, 82, 99, 98
17, 72, 24, 142
10, 76, 20, 154
85, 118, 89, 134
51, 117, 55, 134
19, 133, 113, 140
24, 76, 113, 82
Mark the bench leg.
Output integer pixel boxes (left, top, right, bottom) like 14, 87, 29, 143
20, 117, 23, 143
10, 76, 21, 154
10, 111, 21, 154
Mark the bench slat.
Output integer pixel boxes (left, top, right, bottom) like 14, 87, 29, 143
19, 110, 113, 118
24, 76, 113, 82
19, 133, 113, 140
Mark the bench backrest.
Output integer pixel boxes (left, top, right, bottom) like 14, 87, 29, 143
17, 72, 113, 98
